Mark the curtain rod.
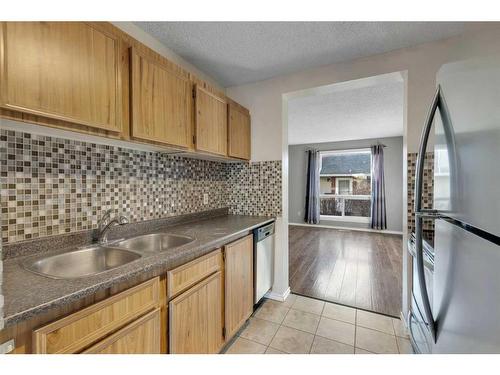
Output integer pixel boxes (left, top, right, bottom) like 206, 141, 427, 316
304, 144, 386, 152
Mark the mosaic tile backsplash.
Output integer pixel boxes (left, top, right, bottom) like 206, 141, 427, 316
407, 152, 434, 244
227, 161, 282, 216
1, 129, 282, 244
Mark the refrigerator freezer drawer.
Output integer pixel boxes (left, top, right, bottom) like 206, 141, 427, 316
409, 300, 431, 354
433, 219, 500, 353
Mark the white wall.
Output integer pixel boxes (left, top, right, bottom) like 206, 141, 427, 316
227, 24, 500, 159
226, 24, 500, 311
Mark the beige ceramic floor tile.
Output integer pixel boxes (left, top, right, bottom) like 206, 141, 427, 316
356, 310, 395, 335
355, 348, 375, 354
316, 317, 355, 346
396, 336, 414, 354
225, 337, 267, 354
322, 302, 356, 324
283, 308, 320, 334
291, 295, 325, 315
392, 318, 409, 338
265, 347, 287, 354
254, 299, 290, 324
269, 326, 315, 354
282, 293, 298, 307
310, 336, 354, 354
239, 317, 280, 345
355, 326, 398, 354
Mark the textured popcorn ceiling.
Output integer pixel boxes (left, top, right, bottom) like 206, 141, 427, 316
288, 75, 404, 145
135, 22, 468, 87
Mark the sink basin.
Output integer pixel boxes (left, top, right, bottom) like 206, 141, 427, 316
114, 233, 194, 253
23, 246, 142, 279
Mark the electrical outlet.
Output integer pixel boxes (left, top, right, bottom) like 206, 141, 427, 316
203, 193, 209, 205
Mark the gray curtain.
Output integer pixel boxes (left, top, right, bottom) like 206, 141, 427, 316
304, 150, 320, 224
370, 145, 387, 230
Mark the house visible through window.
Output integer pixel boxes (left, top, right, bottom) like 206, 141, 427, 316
319, 149, 372, 222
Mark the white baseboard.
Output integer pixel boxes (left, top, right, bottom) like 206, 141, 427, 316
289, 222, 403, 235
265, 287, 291, 302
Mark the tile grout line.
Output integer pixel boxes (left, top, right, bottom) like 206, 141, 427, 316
310, 304, 324, 354
267, 305, 291, 353
354, 308, 358, 351
242, 295, 407, 355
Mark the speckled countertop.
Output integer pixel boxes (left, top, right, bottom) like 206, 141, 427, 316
2, 214, 274, 327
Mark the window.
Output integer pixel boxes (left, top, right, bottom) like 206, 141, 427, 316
336, 178, 352, 195
319, 149, 371, 223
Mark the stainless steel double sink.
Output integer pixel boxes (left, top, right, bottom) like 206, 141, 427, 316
23, 233, 194, 279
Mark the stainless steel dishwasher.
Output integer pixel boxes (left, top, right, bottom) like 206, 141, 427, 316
253, 222, 275, 304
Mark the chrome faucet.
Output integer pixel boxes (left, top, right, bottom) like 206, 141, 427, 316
95, 209, 129, 244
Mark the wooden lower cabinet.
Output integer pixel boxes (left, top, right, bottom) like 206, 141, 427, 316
0, 233, 261, 354
83, 308, 161, 354
33, 277, 160, 354
224, 235, 254, 339
169, 271, 224, 354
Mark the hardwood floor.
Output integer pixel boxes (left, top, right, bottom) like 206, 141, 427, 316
289, 225, 403, 317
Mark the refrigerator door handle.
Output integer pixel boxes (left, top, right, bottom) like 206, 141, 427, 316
414, 85, 443, 343
415, 209, 443, 219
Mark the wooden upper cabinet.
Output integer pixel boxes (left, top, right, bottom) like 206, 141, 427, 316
194, 86, 227, 156
130, 48, 191, 148
0, 22, 124, 132
224, 235, 254, 340
228, 103, 251, 160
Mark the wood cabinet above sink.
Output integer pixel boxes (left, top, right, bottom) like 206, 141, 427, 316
0, 21, 252, 161
0, 22, 127, 134
130, 48, 192, 149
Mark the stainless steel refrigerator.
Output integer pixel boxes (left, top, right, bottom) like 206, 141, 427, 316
410, 54, 500, 353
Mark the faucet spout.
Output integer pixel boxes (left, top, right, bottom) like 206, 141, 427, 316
95, 211, 129, 244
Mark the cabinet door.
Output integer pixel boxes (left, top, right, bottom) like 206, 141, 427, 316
0, 22, 124, 132
195, 86, 227, 156
228, 104, 251, 160
130, 48, 191, 148
169, 271, 224, 354
224, 235, 254, 340
83, 308, 161, 354
33, 277, 160, 354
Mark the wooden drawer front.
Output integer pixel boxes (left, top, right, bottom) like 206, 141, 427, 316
33, 277, 160, 354
169, 271, 224, 354
83, 308, 161, 354
167, 249, 222, 299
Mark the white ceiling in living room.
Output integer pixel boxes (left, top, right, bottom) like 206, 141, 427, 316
134, 22, 473, 87
287, 73, 404, 145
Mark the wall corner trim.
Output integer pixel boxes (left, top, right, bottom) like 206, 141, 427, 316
264, 287, 291, 302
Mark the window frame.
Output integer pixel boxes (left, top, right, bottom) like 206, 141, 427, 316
335, 177, 353, 195
318, 148, 372, 223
